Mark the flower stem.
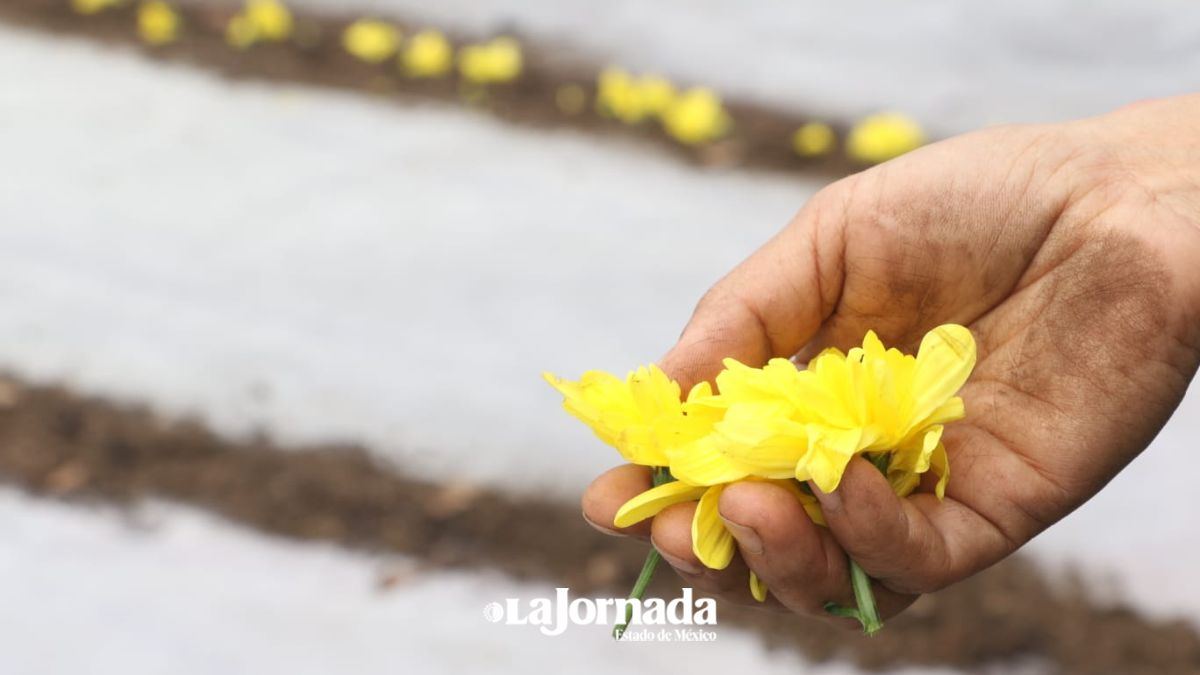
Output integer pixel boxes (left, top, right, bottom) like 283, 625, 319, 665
847, 557, 883, 635
612, 466, 673, 640
822, 558, 883, 635
612, 548, 661, 639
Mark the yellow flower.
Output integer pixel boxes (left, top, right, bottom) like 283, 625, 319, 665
342, 19, 401, 64
542, 365, 712, 467
845, 112, 925, 164
402, 30, 452, 78
458, 37, 523, 84
595, 70, 678, 125
225, 13, 258, 49
661, 87, 730, 145
72, 0, 122, 15
791, 121, 835, 157
636, 75, 677, 117
137, 1, 180, 46
595, 68, 643, 123
717, 324, 975, 495
244, 0, 293, 42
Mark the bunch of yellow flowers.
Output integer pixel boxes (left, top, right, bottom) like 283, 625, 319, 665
545, 324, 975, 634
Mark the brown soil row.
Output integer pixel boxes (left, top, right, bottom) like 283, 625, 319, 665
0, 0, 866, 179
0, 376, 1195, 674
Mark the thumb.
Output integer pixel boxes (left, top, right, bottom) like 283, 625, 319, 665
658, 188, 847, 390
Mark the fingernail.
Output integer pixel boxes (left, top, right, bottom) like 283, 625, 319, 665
581, 510, 622, 537
810, 481, 843, 513
655, 546, 703, 575
720, 517, 764, 556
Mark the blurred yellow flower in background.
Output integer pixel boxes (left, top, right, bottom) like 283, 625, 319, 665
225, 14, 257, 49
342, 19, 401, 64
458, 37, 523, 84
791, 121, 835, 157
245, 0, 293, 42
137, 1, 180, 46
71, 0, 123, 15
846, 112, 925, 164
661, 87, 730, 145
402, 30, 452, 78
595, 69, 677, 125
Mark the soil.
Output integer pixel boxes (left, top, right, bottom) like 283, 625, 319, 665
0, 0, 864, 180
0, 376, 1197, 675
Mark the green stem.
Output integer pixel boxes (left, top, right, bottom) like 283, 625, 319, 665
612, 466, 673, 640
847, 557, 883, 635
822, 558, 883, 635
612, 549, 661, 639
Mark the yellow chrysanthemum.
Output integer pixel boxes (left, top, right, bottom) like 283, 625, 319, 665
717, 324, 975, 495
402, 30, 452, 78
225, 13, 258, 49
661, 87, 730, 145
458, 37, 523, 84
137, 1, 180, 46
241, 0, 293, 42
342, 19, 401, 64
595, 69, 679, 125
542, 365, 712, 467
792, 121, 835, 157
845, 112, 925, 164
72, 0, 122, 15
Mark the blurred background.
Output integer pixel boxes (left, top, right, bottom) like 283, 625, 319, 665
1, 1, 1199, 673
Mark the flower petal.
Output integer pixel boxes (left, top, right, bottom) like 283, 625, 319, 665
749, 571, 768, 602
669, 437, 752, 486
909, 325, 976, 428
796, 426, 864, 493
613, 481, 707, 528
931, 441, 950, 500
691, 484, 736, 570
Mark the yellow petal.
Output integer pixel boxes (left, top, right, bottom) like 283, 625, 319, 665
920, 396, 965, 428
613, 481, 707, 528
749, 571, 768, 602
797, 426, 864, 493
668, 437, 751, 486
691, 484, 736, 570
714, 402, 807, 478
931, 441, 950, 499
887, 469, 921, 497
909, 324, 976, 428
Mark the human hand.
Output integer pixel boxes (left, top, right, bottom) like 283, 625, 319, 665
582, 94, 1200, 623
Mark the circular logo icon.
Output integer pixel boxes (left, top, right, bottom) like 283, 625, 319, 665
483, 602, 504, 623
